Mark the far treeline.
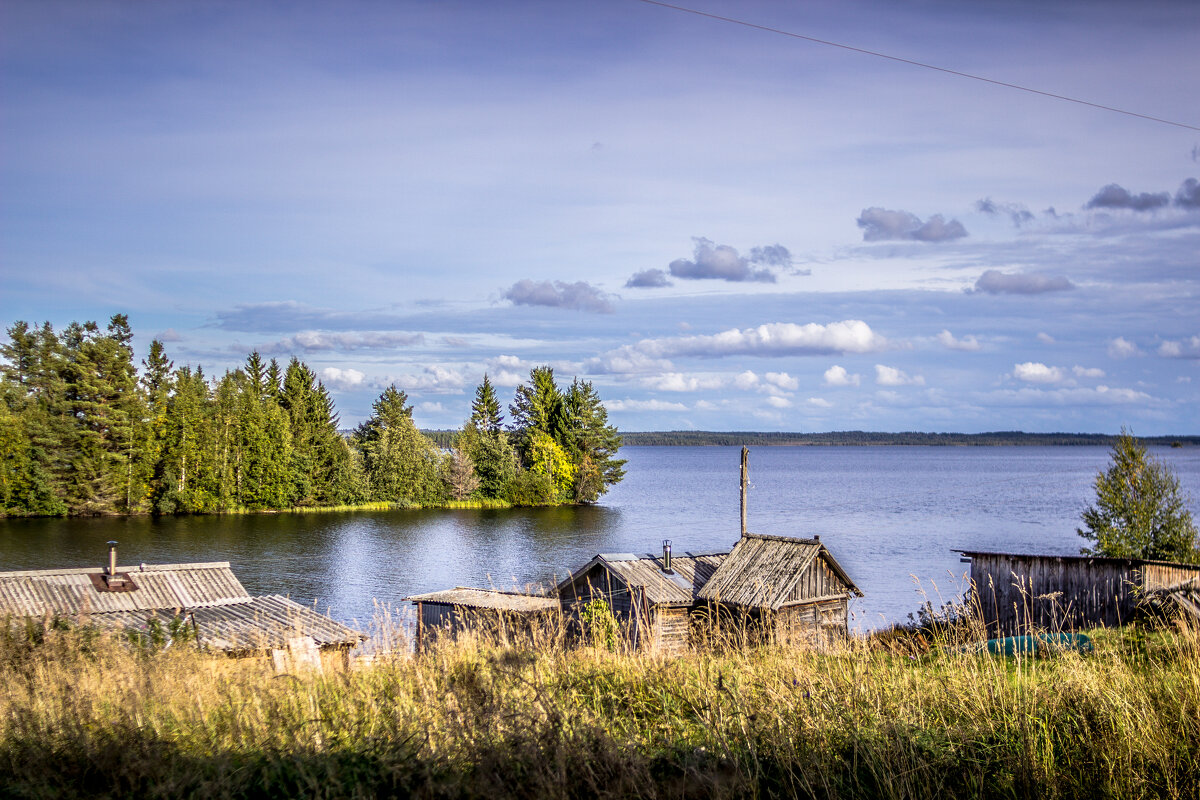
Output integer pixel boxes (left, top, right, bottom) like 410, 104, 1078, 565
617, 431, 1200, 447
0, 316, 624, 517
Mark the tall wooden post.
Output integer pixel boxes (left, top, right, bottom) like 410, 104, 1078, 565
740, 446, 748, 537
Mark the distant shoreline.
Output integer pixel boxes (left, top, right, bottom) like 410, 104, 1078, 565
614, 431, 1200, 447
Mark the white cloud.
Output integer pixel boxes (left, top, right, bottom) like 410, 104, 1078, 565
603, 398, 688, 412
875, 365, 925, 386
988, 385, 1155, 406
1072, 365, 1105, 378
260, 330, 424, 353
590, 320, 887, 373
733, 370, 760, 390
640, 372, 725, 392
822, 365, 861, 387
1037, 332, 1055, 344
764, 371, 799, 391
503, 279, 614, 313
376, 365, 466, 394
765, 396, 792, 408
319, 367, 366, 390
416, 401, 446, 414
1158, 335, 1200, 358
1012, 362, 1065, 384
491, 370, 523, 387
806, 397, 833, 408
936, 329, 981, 352
1108, 337, 1141, 359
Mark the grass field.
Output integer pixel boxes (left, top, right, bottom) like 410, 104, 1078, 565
1, 616, 1196, 799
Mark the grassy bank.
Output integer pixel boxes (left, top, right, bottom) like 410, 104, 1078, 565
1, 622, 1197, 799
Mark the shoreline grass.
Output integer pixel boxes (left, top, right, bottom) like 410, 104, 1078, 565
2, 618, 1197, 799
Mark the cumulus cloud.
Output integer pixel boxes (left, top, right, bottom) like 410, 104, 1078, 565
259, 330, 424, 353
806, 397, 833, 408
765, 396, 792, 408
856, 207, 968, 242
667, 237, 781, 283
875, 365, 924, 386
1085, 183, 1170, 212
625, 269, 673, 289
587, 320, 886, 374
1072, 366, 1106, 378
640, 372, 724, 392
503, 279, 614, 313
936, 329, 981, 351
1012, 362, 1065, 384
319, 367, 366, 390
1158, 335, 1200, 358
376, 365, 466, 394
822, 365, 860, 387
1108, 337, 1140, 359
764, 372, 799, 391
603, 398, 688, 412
733, 370, 760, 390
973, 270, 1074, 295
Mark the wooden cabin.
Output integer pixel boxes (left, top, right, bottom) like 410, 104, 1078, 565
0, 545, 364, 655
957, 549, 1200, 635
406, 587, 559, 650
556, 545, 728, 655
698, 533, 863, 645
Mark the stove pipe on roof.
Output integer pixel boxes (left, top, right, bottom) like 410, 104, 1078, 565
662, 539, 673, 574
107, 541, 118, 576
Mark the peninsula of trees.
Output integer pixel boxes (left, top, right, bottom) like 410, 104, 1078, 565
0, 316, 624, 517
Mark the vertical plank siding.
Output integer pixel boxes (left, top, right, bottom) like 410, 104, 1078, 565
965, 552, 1200, 635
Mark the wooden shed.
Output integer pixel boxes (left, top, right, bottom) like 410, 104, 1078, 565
406, 587, 559, 651
697, 533, 863, 645
957, 549, 1200, 635
556, 546, 728, 655
0, 549, 364, 654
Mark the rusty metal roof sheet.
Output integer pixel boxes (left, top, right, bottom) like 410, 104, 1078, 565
560, 551, 729, 607
406, 587, 559, 612
87, 595, 365, 652
0, 562, 250, 617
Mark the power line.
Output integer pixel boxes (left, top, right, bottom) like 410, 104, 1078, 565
635, 0, 1200, 133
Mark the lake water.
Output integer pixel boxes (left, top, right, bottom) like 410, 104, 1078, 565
2, 446, 1198, 631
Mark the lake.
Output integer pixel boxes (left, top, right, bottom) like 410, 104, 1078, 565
2, 445, 1198, 631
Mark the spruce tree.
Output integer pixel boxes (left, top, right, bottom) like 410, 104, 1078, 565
562, 378, 625, 502
1078, 429, 1199, 562
354, 385, 443, 504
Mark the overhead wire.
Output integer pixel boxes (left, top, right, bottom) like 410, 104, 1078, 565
635, 0, 1200, 133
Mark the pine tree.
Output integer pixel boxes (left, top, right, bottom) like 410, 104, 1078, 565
462, 375, 517, 498
1078, 429, 1199, 562
508, 366, 566, 462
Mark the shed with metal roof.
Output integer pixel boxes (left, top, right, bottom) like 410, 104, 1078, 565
556, 544, 728, 655
405, 587, 559, 650
0, 550, 364, 654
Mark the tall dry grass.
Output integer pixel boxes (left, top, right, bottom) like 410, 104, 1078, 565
0, 613, 1197, 799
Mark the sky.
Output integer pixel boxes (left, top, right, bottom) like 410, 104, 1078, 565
1, 0, 1198, 434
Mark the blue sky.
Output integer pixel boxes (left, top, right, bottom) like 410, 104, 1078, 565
2, 0, 1198, 433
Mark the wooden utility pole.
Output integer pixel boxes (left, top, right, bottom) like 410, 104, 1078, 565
740, 446, 748, 537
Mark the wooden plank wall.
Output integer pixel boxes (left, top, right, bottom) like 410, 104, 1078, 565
786, 557, 848, 604
965, 554, 1194, 635
654, 607, 689, 655
1143, 563, 1200, 591
773, 599, 848, 646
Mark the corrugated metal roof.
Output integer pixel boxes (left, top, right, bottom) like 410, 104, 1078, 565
561, 551, 729, 606
86, 595, 365, 651
406, 587, 559, 612
698, 533, 862, 609
0, 562, 250, 617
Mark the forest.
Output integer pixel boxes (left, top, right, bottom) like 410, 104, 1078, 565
0, 316, 624, 517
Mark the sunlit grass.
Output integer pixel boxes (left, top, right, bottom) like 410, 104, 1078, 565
1, 611, 1197, 799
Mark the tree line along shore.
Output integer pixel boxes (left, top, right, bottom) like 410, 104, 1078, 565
606, 430, 1200, 447
0, 315, 625, 518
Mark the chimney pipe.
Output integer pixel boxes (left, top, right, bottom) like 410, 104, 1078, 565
662, 539, 673, 573
740, 447, 748, 537
107, 541, 118, 576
